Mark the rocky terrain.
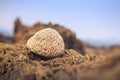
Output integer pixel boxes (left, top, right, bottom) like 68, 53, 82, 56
0, 18, 120, 80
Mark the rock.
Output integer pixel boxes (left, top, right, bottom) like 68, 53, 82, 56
27, 28, 65, 58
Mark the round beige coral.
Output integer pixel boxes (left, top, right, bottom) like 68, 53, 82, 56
27, 28, 65, 58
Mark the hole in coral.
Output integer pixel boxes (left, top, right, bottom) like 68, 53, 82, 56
44, 48, 46, 50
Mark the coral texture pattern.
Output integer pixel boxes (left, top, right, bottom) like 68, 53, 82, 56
27, 28, 65, 58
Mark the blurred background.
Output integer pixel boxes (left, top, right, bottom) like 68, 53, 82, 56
0, 0, 120, 46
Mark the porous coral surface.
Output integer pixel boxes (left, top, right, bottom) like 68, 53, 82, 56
27, 28, 64, 58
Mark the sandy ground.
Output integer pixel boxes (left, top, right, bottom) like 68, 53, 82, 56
0, 19, 120, 80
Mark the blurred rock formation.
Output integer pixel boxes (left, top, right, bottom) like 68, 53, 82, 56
13, 18, 86, 55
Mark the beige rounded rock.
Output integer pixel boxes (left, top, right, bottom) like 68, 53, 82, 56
27, 28, 65, 58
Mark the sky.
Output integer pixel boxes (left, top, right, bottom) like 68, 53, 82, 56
0, 0, 120, 45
